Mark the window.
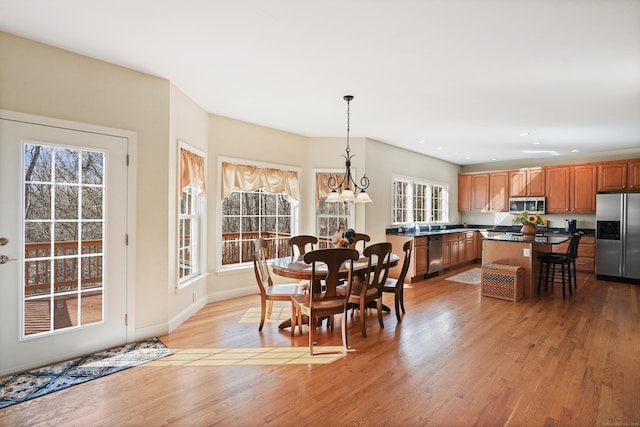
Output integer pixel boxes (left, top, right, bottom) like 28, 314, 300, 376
178, 186, 200, 282
178, 145, 206, 287
219, 160, 300, 269
392, 176, 449, 225
315, 172, 354, 248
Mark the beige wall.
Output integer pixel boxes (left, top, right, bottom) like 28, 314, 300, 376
0, 31, 171, 335
364, 138, 463, 242
207, 114, 308, 299
168, 84, 209, 329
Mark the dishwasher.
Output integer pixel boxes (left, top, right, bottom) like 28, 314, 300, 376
427, 235, 443, 274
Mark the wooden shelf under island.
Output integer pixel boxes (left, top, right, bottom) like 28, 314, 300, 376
481, 234, 569, 298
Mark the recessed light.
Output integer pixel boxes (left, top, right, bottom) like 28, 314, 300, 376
418, 140, 425, 144
532, 141, 540, 145
465, 156, 471, 160
491, 158, 497, 161
520, 132, 529, 136
571, 149, 579, 153
436, 146, 443, 150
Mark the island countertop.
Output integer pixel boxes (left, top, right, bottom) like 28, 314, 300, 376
483, 234, 569, 244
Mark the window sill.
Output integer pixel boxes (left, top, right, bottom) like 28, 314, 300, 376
177, 272, 209, 290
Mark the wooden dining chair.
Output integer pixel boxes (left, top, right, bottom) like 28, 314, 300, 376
346, 242, 392, 337
382, 239, 412, 323
253, 238, 306, 331
290, 248, 360, 355
537, 232, 582, 299
287, 235, 318, 257
348, 233, 370, 251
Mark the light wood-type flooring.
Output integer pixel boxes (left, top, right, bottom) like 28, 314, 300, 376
1, 264, 639, 426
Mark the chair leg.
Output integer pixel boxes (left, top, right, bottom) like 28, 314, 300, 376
360, 300, 367, 338
290, 302, 296, 337
377, 298, 384, 329
259, 297, 266, 331
341, 310, 349, 354
567, 263, 573, 297
561, 264, 566, 299
394, 290, 402, 323
309, 315, 316, 356
297, 307, 304, 336
267, 300, 273, 319
537, 261, 544, 295
399, 285, 406, 314
544, 262, 551, 293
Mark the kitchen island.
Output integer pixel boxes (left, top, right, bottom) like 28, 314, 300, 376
482, 234, 569, 298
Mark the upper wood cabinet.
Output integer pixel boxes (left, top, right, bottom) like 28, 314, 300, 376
471, 173, 489, 212
598, 161, 627, 191
630, 160, 640, 190
489, 171, 508, 212
458, 173, 489, 212
571, 164, 597, 212
545, 166, 571, 213
546, 164, 596, 213
458, 174, 471, 212
598, 159, 640, 191
509, 168, 545, 197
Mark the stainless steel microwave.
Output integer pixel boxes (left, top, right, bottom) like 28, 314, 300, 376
508, 197, 546, 214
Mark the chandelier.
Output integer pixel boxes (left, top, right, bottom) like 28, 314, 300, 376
325, 95, 372, 203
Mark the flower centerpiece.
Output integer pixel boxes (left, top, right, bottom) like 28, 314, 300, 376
513, 210, 547, 236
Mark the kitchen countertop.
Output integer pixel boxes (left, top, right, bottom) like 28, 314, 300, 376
386, 225, 594, 237
483, 234, 569, 244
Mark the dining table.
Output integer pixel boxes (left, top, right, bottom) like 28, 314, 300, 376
270, 250, 400, 328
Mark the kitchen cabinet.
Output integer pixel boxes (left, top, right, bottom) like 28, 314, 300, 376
571, 164, 596, 212
489, 171, 509, 212
464, 231, 476, 262
597, 161, 627, 191
598, 159, 640, 191
545, 166, 571, 213
471, 173, 489, 211
509, 168, 545, 197
553, 235, 595, 273
414, 236, 428, 279
546, 164, 596, 213
458, 174, 471, 212
630, 160, 640, 190
386, 235, 428, 283
458, 173, 489, 212
442, 233, 459, 270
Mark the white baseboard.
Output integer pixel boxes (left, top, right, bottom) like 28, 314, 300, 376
208, 285, 256, 303
168, 295, 208, 333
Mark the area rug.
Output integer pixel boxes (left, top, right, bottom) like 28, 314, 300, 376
445, 267, 482, 285
0, 337, 172, 409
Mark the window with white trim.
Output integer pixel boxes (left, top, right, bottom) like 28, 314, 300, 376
219, 160, 299, 269
178, 144, 207, 288
392, 177, 449, 225
315, 172, 354, 248
179, 186, 201, 282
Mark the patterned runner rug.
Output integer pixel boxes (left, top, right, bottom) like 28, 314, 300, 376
445, 267, 482, 285
0, 337, 172, 409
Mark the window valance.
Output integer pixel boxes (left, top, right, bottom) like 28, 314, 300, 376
222, 162, 300, 201
180, 148, 206, 194
315, 172, 346, 201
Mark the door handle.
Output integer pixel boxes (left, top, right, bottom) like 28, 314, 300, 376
0, 255, 18, 264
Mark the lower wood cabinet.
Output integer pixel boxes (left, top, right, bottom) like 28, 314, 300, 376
549, 235, 595, 273
386, 235, 428, 283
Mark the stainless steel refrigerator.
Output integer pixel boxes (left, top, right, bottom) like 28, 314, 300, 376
596, 193, 640, 281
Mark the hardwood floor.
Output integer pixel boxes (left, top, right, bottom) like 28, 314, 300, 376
2, 264, 639, 426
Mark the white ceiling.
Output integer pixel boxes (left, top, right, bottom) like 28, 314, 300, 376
1, 0, 639, 165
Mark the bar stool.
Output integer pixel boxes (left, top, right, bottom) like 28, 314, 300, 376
537, 232, 582, 299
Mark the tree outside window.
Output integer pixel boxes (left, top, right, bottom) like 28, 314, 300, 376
392, 177, 448, 225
